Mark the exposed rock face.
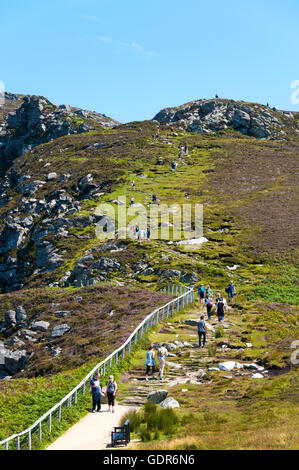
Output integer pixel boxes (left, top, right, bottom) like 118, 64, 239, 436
154, 99, 296, 139
0, 342, 27, 375
51, 323, 70, 338
0, 94, 119, 175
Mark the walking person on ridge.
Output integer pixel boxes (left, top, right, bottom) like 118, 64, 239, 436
198, 284, 205, 305
205, 295, 213, 320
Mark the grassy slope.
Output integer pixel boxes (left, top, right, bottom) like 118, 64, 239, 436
0, 119, 298, 448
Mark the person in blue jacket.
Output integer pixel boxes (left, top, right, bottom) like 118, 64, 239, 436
226, 281, 235, 302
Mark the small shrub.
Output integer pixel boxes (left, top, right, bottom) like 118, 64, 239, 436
215, 327, 224, 338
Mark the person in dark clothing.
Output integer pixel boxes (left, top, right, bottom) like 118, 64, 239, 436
205, 295, 213, 320
216, 297, 225, 322
198, 315, 207, 348
106, 375, 117, 413
90, 373, 104, 413
226, 281, 235, 302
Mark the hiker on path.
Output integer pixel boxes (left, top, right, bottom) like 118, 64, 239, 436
90, 372, 105, 413
131, 180, 135, 191
225, 281, 235, 302
198, 315, 207, 348
184, 142, 188, 155
130, 196, 134, 206
205, 284, 212, 299
215, 296, 226, 322
205, 295, 213, 320
145, 344, 156, 380
152, 194, 157, 204
179, 145, 184, 158
157, 343, 168, 380
216, 292, 227, 309
106, 375, 117, 413
198, 284, 205, 305
147, 227, 151, 241
137, 227, 142, 243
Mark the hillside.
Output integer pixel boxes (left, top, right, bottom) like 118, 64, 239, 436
0, 94, 298, 448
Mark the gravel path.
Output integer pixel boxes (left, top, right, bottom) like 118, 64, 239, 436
47, 404, 134, 450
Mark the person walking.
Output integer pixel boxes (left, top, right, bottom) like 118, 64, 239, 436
145, 344, 156, 380
184, 142, 188, 155
226, 281, 235, 302
130, 196, 134, 207
90, 372, 104, 413
106, 375, 117, 413
131, 180, 135, 191
215, 296, 226, 322
157, 343, 168, 380
205, 295, 213, 320
198, 315, 207, 348
205, 284, 212, 299
198, 284, 205, 305
147, 227, 151, 241
179, 145, 184, 158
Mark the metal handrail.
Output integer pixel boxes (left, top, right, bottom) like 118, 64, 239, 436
0, 284, 194, 450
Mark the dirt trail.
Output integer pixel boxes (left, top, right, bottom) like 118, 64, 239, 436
47, 404, 135, 450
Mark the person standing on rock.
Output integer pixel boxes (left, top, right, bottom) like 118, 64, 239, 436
157, 343, 168, 380
145, 344, 156, 380
106, 375, 117, 413
198, 315, 207, 348
90, 372, 104, 413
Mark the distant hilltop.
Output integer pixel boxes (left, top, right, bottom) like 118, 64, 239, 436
153, 98, 299, 139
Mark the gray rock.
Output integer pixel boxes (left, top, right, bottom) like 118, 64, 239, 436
47, 172, 58, 181
180, 272, 199, 284
54, 311, 70, 318
0, 345, 27, 375
51, 323, 70, 338
147, 390, 168, 404
15, 306, 27, 323
160, 269, 181, 279
159, 397, 180, 409
5, 310, 16, 325
30, 320, 50, 332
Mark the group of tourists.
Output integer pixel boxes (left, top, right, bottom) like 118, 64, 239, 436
133, 224, 151, 242
89, 373, 117, 413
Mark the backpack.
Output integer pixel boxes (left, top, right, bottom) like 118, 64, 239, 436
225, 286, 229, 293
207, 299, 213, 307
158, 347, 166, 357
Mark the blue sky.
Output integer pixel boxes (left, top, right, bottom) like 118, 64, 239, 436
0, 0, 298, 122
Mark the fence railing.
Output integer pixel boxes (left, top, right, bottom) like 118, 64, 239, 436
0, 284, 194, 450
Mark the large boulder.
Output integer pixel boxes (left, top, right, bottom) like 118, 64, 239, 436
0, 343, 27, 375
159, 397, 180, 409
51, 323, 70, 338
147, 390, 168, 404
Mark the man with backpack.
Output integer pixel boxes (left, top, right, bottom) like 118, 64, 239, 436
198, 284, 205, 305
197, 315, 207, 348
157, 343, 168, 380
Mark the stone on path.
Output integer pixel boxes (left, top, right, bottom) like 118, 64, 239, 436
218, 361, 243, 371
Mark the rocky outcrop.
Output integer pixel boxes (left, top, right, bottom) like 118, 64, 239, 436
154, 98, 297, 139
0, 94, 119, 175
